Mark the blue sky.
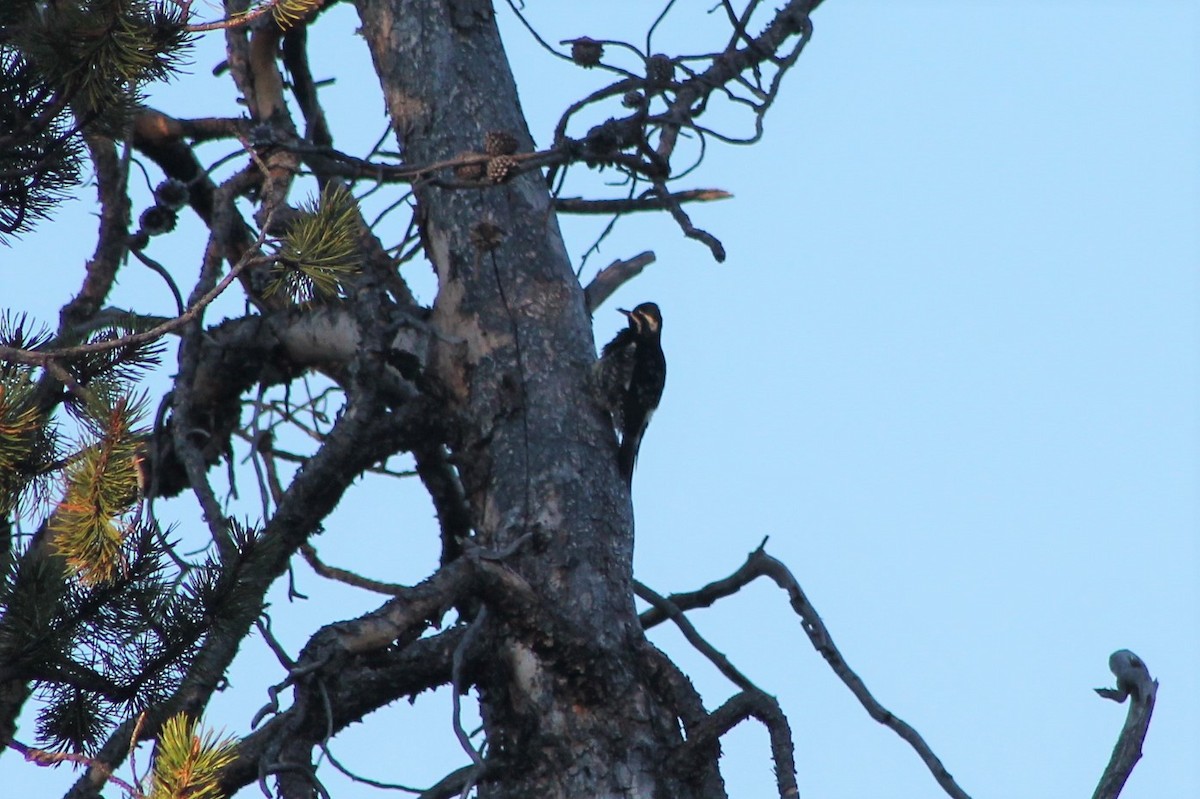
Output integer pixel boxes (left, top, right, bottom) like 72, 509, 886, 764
2, 2, 1197, 798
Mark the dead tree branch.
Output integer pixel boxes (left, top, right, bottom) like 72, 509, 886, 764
555, 189, 731, 215
584, 251, 657, 312
218, 630, 462, 797
0, 247, 270, 368
634, 580, 759, 693
1093, 650, 1157, 799
675, 691, 798, 799
642, 541, 974, 799
3, 739, 138, 797
300, 542, 410, 597
653, 182, 726, 261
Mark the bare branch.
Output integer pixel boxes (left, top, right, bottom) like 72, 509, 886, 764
676, 691, 798, 799
170, 201, 274, 558
1093, 650, 1158, 799
183, 3, 274, 32
636, 644, 726, 799
555, 189, 731, 215
281, 25, 332, 149
412, 444, 473, 565
584, 251, 656, 313
642, 542, 974, 799
634, 580, 759, 693
451, 608, 487, 787
128, 248, 186, 316
637, 571, 798, 799
65, 136, 132, 332
637, 543, 767, 629
656, 1, 818, 161
417, 765, 477, 799
3, 739, 138, 797
0, 247, 270, 368
752, 546, 973, 799
653, 182, 726, 262
320, 742, 426, 794
300, 542, 410, 596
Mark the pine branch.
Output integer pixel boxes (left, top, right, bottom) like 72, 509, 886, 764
50, 393, 149, 586
267, 184, 361, 305
148, 712, 237, 799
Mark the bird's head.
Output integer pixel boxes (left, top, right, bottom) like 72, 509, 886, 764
618, 302, 662, 336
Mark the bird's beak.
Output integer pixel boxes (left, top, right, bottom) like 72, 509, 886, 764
617, 308, 632, 317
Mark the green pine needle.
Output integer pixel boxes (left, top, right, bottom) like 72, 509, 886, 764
268, 184, 362, 305
0, 49, 83, 242
14, 1, 192, 130
149, 713, 238, 799
0, 369, 58, 517
35, 687, 106, 754
50, 393, 149, 586
0, 380, 43, 477
272, 0, 325, 31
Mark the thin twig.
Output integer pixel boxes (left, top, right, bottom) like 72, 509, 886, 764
451, 609, 488, 799
128, 712, 148, 794
129, 247, 186, 316
653, 182, 726, 262
300, 542, 410, 597
634, 580, 759, 693
183, 3, 274, 33
256, 615, 298, 670
642, 541, 973, 799
417, 765, 476, 799
0, 250, 270, 366
320, 742, 425, 793
555, 188, 730, 215
5, 738, 139, 796
756, 545, 971, 799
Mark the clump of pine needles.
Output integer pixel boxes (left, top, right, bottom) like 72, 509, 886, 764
267, 184, 362, 305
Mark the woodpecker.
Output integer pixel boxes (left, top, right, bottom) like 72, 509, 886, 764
596, 302, 666, 484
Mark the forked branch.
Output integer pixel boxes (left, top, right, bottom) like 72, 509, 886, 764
641, 540, 973, 799
676, 691, 798, 799
639, 575, 799, 799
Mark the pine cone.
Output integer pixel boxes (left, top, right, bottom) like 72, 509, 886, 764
645, 54, 675, 85
153, 178, 189, 211
139, 205, 177, 236
486, 155, 518, 184
484, 131, 519, 156
569, 37, 604, 68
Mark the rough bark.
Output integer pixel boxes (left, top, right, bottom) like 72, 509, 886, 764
352, 1, 698, 797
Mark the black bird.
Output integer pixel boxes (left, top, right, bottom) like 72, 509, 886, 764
596, 302, 666, 484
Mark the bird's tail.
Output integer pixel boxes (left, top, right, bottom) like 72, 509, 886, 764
617, 433, 640, 487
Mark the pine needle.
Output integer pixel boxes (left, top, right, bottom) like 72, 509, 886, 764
148, 713, 238, 799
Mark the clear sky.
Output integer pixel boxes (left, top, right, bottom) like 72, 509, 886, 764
2, 2, 1197, 798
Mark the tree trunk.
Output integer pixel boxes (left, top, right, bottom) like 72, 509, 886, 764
353, 1, 714, 797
